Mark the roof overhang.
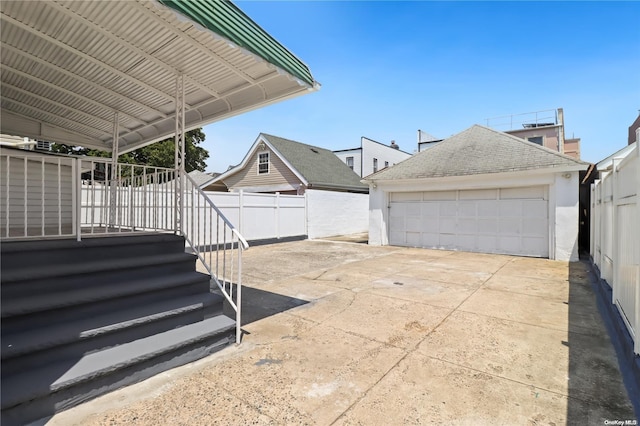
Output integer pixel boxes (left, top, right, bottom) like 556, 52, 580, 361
365, 165, 587, 189
596, 142, 637, 171
1, 0, 319, 153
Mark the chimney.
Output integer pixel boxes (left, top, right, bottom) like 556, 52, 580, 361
390, 140, 399, 150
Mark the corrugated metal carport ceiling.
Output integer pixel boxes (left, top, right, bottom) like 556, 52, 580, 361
0, 0, 318, 153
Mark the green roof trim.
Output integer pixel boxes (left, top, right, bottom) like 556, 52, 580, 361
158, 0, 316, 87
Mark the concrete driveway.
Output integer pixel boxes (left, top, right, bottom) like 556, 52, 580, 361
49, 240, 636, 425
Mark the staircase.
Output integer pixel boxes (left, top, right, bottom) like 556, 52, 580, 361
1, 233, 235, 425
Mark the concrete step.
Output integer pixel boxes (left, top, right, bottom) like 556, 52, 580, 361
1, 315, 236, 426
1, 292, 224, 370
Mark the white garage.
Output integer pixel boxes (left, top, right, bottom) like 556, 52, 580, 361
366, 125, 587, 261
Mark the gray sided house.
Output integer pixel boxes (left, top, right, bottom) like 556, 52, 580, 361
366, 125, 588, 261
211, 134, 368, 194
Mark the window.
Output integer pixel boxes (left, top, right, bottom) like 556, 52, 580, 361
527, 136, 544, 146
373, 158, 378, 173
258, 152, 269, 174
346, 156, 354, 170
384, 161, 389, 168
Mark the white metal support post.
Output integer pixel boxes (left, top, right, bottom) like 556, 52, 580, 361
174, 74, 186, 235
108, 111, 120, 230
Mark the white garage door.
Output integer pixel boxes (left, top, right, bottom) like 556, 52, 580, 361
389, 186, 549, 257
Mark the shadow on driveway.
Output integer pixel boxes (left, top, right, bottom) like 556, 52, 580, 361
223, 285, 309, 328
567, 260, 639, 423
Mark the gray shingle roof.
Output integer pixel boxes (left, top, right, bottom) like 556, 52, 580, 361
261, 134, 368, 192
367, 125, 588, 181
187, 170, 216, 187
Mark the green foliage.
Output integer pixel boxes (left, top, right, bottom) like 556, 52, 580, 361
50, 129, 209, 172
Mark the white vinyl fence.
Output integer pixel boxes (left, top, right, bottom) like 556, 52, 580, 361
202, 191, 306, 243
591, 142, 640, 355
81, 187, 369, 244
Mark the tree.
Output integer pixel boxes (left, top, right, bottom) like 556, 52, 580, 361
51, 128, 209, 172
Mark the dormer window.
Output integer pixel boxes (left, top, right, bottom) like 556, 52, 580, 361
258, 152, 269, 174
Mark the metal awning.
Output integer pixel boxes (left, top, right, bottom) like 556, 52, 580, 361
0, 0, 319, 153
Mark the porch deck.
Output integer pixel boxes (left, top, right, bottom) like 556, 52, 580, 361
47, 240, 637, 425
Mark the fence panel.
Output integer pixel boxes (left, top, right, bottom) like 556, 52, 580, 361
591, 143, 639, 354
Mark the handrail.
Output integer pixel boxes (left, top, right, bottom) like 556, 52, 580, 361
1, 148, 247, 343
182, 173, 248, 344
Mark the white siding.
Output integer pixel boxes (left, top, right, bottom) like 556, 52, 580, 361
361, 137, 411, 177
334, 148, 362, 177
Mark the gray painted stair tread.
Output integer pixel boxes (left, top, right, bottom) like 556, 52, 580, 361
0, 233, 183, 254
1, 252, 196, 282
1, 271, 209, 317
2, 292, 223, 359
1, 315, 235, 410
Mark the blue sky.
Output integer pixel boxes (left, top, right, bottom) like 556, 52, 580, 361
202, 1, 640, 173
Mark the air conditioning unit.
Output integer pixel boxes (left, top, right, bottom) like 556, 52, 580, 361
36, 140, 51, 151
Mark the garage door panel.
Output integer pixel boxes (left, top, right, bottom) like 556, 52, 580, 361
499, 218, 521, 235
458, 201, 477, 217
406, 232, 421, 246
390, 203, 406, 217
477, 201, 498, 216
521, 237, 547, 256
389, 215, 404, 232
391, 192, 422, 202
478, 218, 498, 234
457, 235, 476, 251
459, 189, 497, 200
406, 217, 422, 233
501, 186, 545, 200
422, 233, 439, 247
421, 219, 438, 233
406, 203, 421, 216
458, 218, 477, 233
499, 200, 522, 216
478, 235, 497, 251
440, 234, 456, 248
523, 218, 547, 236
421, 203, 439, 217
389, 231, 405, 245
522, 200, 547, 217
440, 201, 458, 216
423, 191, 456, 201
498, 236, 521, 253
439, 217, 456, 233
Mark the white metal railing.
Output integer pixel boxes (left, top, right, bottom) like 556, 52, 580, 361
183, 173, 249, 344
78, 157, 178, 236
2, 148, 248, 344
485, 109, 558, 131
1, 149, 76, 238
